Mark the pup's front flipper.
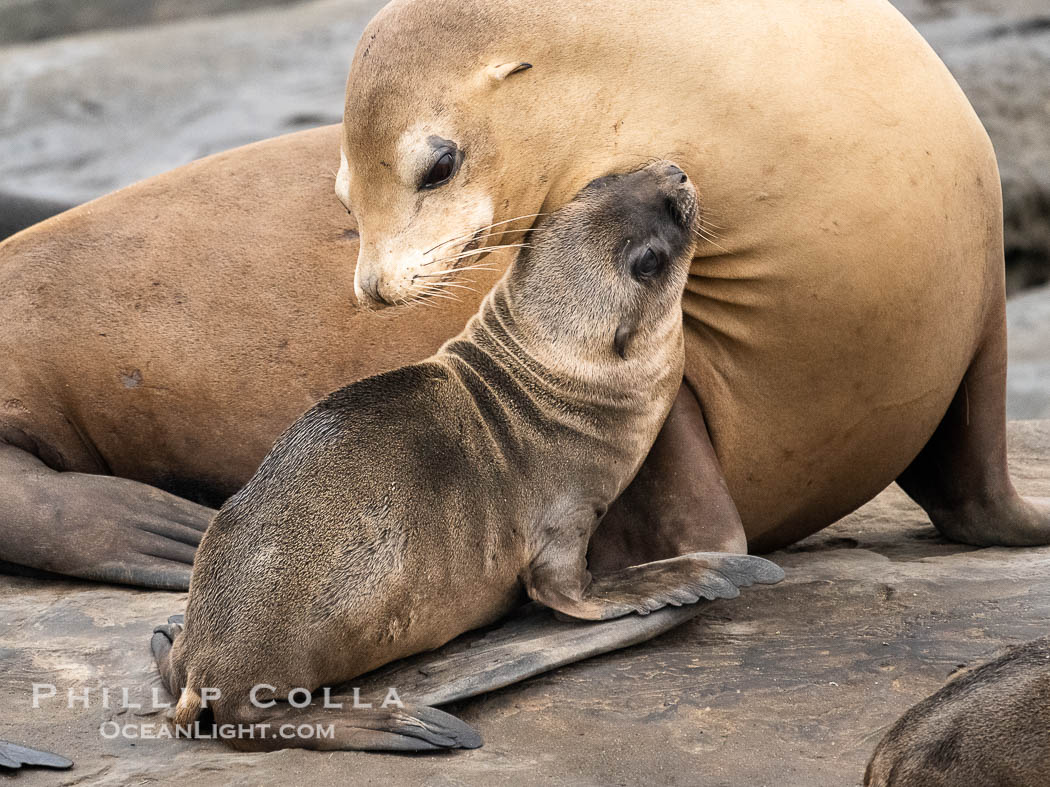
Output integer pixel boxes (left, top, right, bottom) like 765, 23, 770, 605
528, 545, 783, 621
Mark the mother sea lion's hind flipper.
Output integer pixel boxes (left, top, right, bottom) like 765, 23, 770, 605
0, 740, 73, 770
351, 602, 707, 708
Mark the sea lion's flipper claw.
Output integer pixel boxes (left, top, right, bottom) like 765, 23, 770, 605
0, 740, 73, 770
150, 619, 184, 682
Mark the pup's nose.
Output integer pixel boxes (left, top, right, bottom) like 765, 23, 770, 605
650, 160, 697, 227
662, 163, 689, 186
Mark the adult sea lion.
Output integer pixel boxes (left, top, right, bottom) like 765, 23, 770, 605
335, 0, 1050, 563
865, 636, 1050, 786
150, 163, 783, 752
0, 0, 1045, 629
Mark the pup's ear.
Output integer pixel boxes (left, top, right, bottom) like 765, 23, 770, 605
486, 61, 533, 82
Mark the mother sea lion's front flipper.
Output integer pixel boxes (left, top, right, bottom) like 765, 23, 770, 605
0, 443, 213, 590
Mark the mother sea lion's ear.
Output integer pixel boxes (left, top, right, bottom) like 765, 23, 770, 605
486, 61, 533, 82
614, 320, 636, 359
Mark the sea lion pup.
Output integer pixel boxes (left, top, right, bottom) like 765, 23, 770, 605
865, 636, 1050, 786
150, 161, 783, 752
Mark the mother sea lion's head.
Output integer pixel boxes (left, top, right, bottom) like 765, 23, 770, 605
335, 0, 666, 308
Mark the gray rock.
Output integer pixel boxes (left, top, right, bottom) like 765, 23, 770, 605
0, 0, 311, 44
1007, 285, 1050, 419
0, 0, 384, 202
3, 420, 1050, 786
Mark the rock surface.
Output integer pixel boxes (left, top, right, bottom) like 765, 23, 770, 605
0, 0, 380, 201
898, 0, 1050, 293
0, 0, 309, 44
3, 421, 1049, 786
1007, 285, 1050, 420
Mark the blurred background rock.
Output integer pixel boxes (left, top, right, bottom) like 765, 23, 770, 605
0, 0, 1046, 416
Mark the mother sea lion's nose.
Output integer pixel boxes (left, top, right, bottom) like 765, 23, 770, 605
356, 268, 384, 305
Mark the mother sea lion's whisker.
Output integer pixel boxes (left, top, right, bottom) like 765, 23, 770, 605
415, 267, 494, 279
423, 280, 479, 294
428, 243, 531, 268
423, 213, 548, 256
417, 285, 460, 303
442, 224, 548, 251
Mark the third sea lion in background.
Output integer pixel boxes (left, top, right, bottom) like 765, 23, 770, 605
151, 162, 782, 752
866, 636, 1050, 786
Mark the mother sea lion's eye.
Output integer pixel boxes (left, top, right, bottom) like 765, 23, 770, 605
632, 246, 662, 279
420, 150, 457, 190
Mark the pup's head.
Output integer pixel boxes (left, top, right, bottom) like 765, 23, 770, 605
504, 160, 698, 379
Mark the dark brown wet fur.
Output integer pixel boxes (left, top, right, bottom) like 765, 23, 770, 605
866, 636, 1050, 786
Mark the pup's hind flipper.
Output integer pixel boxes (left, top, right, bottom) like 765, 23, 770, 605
221, 703, 481, 753
148, 616, 480, 752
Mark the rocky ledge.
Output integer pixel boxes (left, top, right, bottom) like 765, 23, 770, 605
2, 420, 1049, 786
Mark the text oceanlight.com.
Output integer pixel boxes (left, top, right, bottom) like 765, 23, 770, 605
99, 721, 337, 740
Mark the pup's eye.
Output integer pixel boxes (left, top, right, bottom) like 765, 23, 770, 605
632, 246, 662, 278
420, 150, 457, 190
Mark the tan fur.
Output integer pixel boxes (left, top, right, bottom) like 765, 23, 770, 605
340, 0, 1004, 549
